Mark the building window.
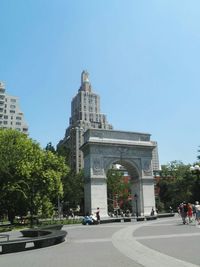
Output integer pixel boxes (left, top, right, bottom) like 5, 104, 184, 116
10, 99, 16, 103
4, 115, 8, 119
10, 110, 15, 113
16, 116, 22, 120
16, 122, 21, 126
3, 121, 8, 125
10, 105, 16, 109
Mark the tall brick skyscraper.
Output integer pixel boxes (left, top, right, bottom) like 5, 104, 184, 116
58, 71, 113, 173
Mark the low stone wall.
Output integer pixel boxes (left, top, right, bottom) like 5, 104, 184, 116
0, 228, 67, 254
157, 213, 175, 218
99, 213, 175, 224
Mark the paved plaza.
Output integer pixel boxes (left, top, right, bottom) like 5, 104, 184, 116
1, 215, 200, 267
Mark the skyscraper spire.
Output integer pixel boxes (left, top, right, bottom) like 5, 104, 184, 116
79, 70, 92, 92
81, 70, 89, 84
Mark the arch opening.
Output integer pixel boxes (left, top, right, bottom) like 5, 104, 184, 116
106, 159, 140, 217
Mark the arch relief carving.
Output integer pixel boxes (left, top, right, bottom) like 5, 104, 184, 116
92, 157, 103, 175
90, 146, 152, 158
142, 159, 153, 176
88, 146, 152, 178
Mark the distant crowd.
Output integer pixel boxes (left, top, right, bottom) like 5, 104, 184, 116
178, 201, 200, 225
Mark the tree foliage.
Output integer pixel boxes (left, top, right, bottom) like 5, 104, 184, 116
45, 142, 56, 154
158, 160, 197, 211
107, 169, 131, 212
0, 129, 69, 222
197, 146, 200, 160
62, 170, 84, 214
56, 141, 84, 214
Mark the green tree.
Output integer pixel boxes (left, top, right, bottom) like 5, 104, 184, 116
62, 170, 84, 214
107, 169, 131, 212
0, 129, 68, 222
35, 149, 69, 217
158, 161, 193, 211
56, 141, 84, 214
197, 146, 200, 160
45, 142, 56, 154
56, 141, 71, 166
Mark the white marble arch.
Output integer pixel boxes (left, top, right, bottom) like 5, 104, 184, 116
80, 129, 156, 217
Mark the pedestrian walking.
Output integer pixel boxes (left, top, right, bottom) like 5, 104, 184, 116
194, 201, 200, 225
187, 203, 193, 223
178, 202, 188, 224
150, 207, 155, 216
96, 207, 100, 224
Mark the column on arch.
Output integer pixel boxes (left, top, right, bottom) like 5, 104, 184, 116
90, 177, 108, 217
84, 154, 108, 217
141, 158, 156, 216
141, 177, 156, 216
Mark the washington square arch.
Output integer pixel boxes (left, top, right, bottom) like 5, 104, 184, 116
81, 128, 157, 218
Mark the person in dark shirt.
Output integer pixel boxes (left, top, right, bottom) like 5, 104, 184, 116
178, 202, 188, 224
96, 207, 100, 224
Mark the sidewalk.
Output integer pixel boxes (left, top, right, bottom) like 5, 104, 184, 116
1, 215, 200, 267
113, 215, 200, 267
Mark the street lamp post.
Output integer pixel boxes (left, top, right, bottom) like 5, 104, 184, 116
134, 194, 138, 218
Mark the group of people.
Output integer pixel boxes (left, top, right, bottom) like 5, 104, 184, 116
178, 201, 200, 225
82, 207, 100, 225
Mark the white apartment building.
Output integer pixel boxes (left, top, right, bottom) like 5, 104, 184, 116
0, 81, 28, 133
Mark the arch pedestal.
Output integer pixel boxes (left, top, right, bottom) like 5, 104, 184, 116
81, 129, 157, 217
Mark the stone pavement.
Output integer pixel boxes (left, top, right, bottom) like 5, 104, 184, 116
1, 215, 200, 267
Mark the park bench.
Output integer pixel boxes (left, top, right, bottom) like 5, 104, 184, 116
0, 229, 67, 254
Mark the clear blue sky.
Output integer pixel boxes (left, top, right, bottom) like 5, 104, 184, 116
1, 0, 199, 166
